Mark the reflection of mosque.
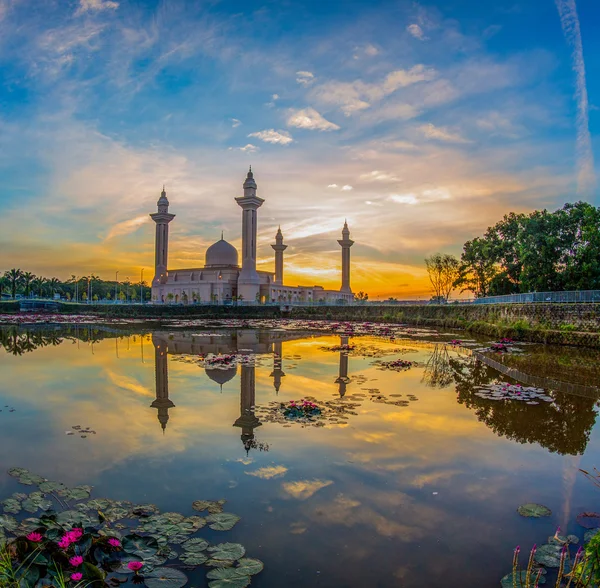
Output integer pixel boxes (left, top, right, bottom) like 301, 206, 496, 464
151, 332, 352, 451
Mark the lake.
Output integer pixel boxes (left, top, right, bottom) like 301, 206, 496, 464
1, 321, 599, 587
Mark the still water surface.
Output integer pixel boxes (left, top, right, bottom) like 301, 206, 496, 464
1, 324, 599, 587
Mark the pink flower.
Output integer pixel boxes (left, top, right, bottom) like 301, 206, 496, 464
69, 555, 84, 566
69, 528, 83, 541
58, 537, 72, 550
108, 538, 121, 547
71, 572, 83, 582
127, 561, 144, 572
26, 532, 43, 543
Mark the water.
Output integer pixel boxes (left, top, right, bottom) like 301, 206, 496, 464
1, 323, 599, 587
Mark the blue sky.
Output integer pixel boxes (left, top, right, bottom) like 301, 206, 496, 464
0, 0, 597, 297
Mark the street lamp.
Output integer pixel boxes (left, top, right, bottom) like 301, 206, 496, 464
115, 271, 119, 304
140, 268, 144, 304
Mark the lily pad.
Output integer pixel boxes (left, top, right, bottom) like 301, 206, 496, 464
39, 481, 66, 493
0, 514, 19, 532
206, 513, 241, 531
182, 538, 209, 552
2, 498, 21, 514
179, 551, 208, 566
517, 503, 552, 518
501, 571, 546, 587
206, 559, 234, 568
585, 529, 600, 544
59, 485, 93, 501
208, 543, 246, 561
236, 558, 264, 576
577, 512, 600, 529
144, 567, 189, 588
206, 567, 251, 588
192, 499, 226, 514
122, 534, 159, 558
534, 544, 562, 568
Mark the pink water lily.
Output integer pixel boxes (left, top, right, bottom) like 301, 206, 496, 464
69, 555, 84, 566
26, 532, 43, 543
127, 561, 144, 572
108, 538, 121, 547
71, 572, 83, 581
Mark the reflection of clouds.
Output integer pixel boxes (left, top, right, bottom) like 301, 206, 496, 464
105, 368, 154, 397
245, 465, 288, 479
282, 479, 333, 500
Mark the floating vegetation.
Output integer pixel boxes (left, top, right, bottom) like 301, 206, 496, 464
282, 400, 321, 419
66, 425, 97, 438
0, 468, 262, 587
576, 512, 600, 529
374, 358, 414, 371
517, 503, 552, 518
474, 383, 553, 404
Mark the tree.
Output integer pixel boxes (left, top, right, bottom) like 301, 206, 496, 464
424, 254, 459, 301
21, 272, 36, 297
31, 277, 46, 297
454, 238, 497, 298
4, 269, 23, 299
48, 278, 61, 298
354, 291, 369, 303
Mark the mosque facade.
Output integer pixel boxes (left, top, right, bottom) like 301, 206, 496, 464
150, 168, 354, 304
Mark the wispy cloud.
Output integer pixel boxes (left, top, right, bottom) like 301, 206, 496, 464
229, 143, 258, 153
407, 24, 426, 40
231, 118, 241, 128
104, 215, 149, 241
287, 108, 340, 131
75, 0, 119, 16
248, 129, 293, 145
555, 0, 596, 198
296, 70, 314, 86
418, 123, 471, 144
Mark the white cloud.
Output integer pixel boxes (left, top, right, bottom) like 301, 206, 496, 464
310, 65, 436, 116
246, 465, 288, 479
231, 118, 241, 128
389, 193, 418, 205
389, 188, 451, 206
296, 71, 315, 86
75, 0, 119, 15
327, 184, 338, 188
228, 144, 258, 152
364, 44, 379, 56
272, 94, 279, 100
360, 170, 399, 182
341, 185, 353, 191
418, 123, 471, 144
282, 479, 333, 500
555, 0, 596, 197
287, 108, 340, 131
248, 129, 293, 145
407, 24, 426, 40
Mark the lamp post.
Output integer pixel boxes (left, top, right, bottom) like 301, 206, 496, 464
115, 271, 119, 304
126, 277, 130, 302
140, 268, 144, 304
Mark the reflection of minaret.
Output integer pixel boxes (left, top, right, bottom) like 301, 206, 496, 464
269, 341, 285, 394
233, 364, 262, 453
335, 336, 349, 397
151, 336, 175, 433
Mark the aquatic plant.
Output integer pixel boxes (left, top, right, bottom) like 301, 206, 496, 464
283, 399, 321, 419
0, 468, 263, 587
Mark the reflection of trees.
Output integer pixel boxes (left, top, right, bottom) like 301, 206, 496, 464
453, 355, 597, 456
421, 345, 455, 388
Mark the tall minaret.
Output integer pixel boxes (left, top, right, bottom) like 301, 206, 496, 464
335, 336, 350, 398
269, 340, 285, 393
271, 227, 287, 285
150, 187, 176, 289
151, 335, 175, 433
233, 364, 262, 453
235, 168, 264, 302
338, 220, 354, 293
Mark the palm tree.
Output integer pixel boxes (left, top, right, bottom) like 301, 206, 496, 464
48, 277, 61, 298
0, 275, 8, 299
21, 272, 36, 297
4, 269, 23, 299
31, 277, 46, 298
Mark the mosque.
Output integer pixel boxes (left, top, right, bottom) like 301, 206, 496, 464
150, 168, 355, 304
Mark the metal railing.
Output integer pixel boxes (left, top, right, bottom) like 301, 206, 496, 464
465, 290, 600, 305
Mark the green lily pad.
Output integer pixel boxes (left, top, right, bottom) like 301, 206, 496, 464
206, 513, 241, 531
208, 543, 246, 561
123, 534, 159, 558
576, 512, 600, 529
206, 559, 234, 568
131, 503, 160, 517
192, 500, 226, 513
517, 503, 552, 518
182, 538, 209, 552
501, 571, 546, 587
534, 544, 562, 568
8, 467, 29, 478
144, 567, 188, 588
207, 567, 251, 588
86, 499, 112, 511
39, 481, 66, 493
236, 558, 264, 576
185, 516, 206, 530
2, 498, 21, 514
59, 485, 93, 501
22, 491, 53, 513
0, 514, 19, 532
179, 551, 208, 566
56, 510, 85, 526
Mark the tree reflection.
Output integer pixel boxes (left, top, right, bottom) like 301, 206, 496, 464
421, 344, 455, 388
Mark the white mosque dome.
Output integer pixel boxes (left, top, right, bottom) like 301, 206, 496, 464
205, 238, 239, 267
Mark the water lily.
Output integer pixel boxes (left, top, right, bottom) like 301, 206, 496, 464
26, 532, 43, 542
69, 555, 84, 566
108, 537, 121, 547
71, 572, 83, 581
128, 561, 144, 572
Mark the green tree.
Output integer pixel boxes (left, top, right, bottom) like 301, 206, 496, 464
425, 254, 460, 301
354, 291, 369, 303
21, 272, 35, 297
454, 238, 497, 298
4, 269, 23, 299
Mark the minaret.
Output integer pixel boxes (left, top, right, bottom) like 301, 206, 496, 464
335, 336, 350, 397
151, 335, 175, 433
233, 364, 262, 453
269, 340, 285, 393
235, 168, 264, 302
337, 220, 354, 293
271, 227, 287, 285
150, 187, 176, 291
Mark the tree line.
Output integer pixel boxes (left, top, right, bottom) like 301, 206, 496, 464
0, 269, 150, 302
426, 201, 600, 300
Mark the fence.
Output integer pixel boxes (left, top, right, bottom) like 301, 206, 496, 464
465, 290, 600, 305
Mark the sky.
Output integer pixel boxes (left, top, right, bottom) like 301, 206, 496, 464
0, 0, 598, 299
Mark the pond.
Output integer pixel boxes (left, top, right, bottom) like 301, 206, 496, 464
0, 321, 599, 587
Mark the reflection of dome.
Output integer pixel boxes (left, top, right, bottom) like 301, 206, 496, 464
205, 366, 237, 386
205, 238, 238, 267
